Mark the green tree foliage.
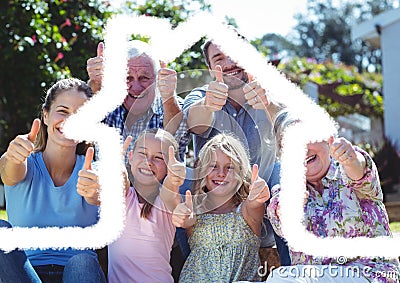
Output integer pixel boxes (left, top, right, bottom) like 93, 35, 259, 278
0, 0, 112, 153
291, 0, 396, 70
0, 0, 209, 154
279, 57, 383, 118
251, 33, 297, 59
119, 0, 210, 72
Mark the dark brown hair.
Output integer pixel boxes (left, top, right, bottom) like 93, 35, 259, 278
34, 78, 93, 155
202, 26, 248, 68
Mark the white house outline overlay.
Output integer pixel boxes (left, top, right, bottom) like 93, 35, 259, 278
0, 12, 398, 258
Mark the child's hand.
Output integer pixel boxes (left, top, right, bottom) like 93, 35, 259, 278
247, 164, 270, 204
165, 146, 186, 188
5, 119, 40, 165
172, 190, 194, 228
77, 147, 100, 205
329, 137, 357, 166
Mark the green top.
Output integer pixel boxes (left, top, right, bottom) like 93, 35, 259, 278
179, 210, 261, 283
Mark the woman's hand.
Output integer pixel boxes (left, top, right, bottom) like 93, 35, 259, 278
77, 147, 100, 206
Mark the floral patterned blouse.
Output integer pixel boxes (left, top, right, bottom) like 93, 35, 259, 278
267, 147, 400, 283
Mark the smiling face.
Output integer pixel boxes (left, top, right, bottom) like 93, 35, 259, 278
129, 133, 168, 188
205, 148, 240, 198
43, 88, 89, 149
123, 54, 156, 115
206, 43, 249, 91
305, 141, 331, 185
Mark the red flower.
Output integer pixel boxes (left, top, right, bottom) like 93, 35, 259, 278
60, 18, 72, 29
55, 52, 64, 62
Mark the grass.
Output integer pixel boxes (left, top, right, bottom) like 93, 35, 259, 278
0, 209, 7, 221
390, 222, 400, 233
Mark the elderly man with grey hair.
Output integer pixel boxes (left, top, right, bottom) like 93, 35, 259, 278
86, 40, 187, 157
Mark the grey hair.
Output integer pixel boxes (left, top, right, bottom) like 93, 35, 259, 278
127, 40, 160, 76
273, 110, 300, 154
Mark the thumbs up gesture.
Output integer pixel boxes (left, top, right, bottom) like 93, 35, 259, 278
86, 42, 104, 93
157, 61, 177, 101
329, 137, 357, 166
243, 74, 269, 111
328, 136, 366, 180
5, 119, 40, 165
172, 190, 195, 228
77, 147, 100, 205
204, 65, 228, 112
247, 164, 270, 205
164, 146, 186, 188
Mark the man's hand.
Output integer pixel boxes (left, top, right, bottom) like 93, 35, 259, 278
158, 62, 177, 101
86, 42, 104, 93
243, 76, 269, 110
204, 65, 228, 112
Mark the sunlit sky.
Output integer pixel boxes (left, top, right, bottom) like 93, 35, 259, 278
109, 0, 308, 38
208, 0, 308, 39
108, 0, 399, 39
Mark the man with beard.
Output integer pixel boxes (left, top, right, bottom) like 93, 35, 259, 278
181, 36, 290, 266
87, 40, 186, 156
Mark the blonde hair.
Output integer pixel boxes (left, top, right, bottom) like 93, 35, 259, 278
192, 133, 252, 213
130, 128, 179, 219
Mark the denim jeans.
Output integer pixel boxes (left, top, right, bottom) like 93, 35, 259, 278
266, 162, 291, 266
0, 220, 106, 283
176, 175, 193, 259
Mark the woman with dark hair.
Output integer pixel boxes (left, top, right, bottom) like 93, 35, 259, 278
0, 78, 105, 282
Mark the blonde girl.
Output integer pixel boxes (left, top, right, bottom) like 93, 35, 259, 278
173, 133, 270, 283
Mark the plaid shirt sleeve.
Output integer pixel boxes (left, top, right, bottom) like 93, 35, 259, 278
102, 105, 127, 136
173, 96, 191, 161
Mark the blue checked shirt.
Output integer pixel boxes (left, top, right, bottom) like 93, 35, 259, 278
102, 95, 190, 161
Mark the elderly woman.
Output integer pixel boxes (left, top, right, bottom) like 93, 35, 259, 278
266, 111, 400, 283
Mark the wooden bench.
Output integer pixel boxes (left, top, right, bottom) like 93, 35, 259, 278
259, 247, 280, 280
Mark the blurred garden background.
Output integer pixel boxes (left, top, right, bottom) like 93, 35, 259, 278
0, 0, 399, 226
